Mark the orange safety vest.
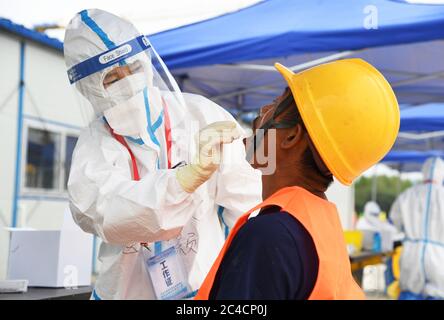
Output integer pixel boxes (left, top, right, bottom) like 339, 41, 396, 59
195, 186, 365, 300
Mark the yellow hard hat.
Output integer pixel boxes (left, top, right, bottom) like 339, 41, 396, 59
275, 59, 399, 185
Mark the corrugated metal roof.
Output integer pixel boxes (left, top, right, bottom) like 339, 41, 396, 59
0, 17, 63, 51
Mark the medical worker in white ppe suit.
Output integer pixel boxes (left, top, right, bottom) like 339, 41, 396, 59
64, 9, 262, 300
390, 157, 444, 300
356, 201, 397, 234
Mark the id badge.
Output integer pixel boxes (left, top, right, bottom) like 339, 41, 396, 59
145, 246, 190, 300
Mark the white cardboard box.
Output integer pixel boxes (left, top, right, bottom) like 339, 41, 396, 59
6, 208, 93, 287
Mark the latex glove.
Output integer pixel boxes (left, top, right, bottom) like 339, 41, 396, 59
176, 121, 240, 193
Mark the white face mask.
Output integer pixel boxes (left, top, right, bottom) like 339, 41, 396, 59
104, 85, 164, 149
104, 89, 148, 137
105, 72, 147, 105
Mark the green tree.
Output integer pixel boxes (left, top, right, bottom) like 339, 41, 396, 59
355, 176, 413, 215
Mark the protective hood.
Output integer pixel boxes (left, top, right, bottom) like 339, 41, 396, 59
363, 201, 381, 218
422, 157, 444, 185
64, 9, 146, 115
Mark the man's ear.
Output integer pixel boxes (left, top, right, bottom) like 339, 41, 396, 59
280, 124, 307, 151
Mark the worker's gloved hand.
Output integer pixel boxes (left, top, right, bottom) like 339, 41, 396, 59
176, 121, 240, 193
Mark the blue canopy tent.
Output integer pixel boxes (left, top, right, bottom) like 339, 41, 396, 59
150, 0, 444, 112
151, 0, 444, 69
383, 150, 444, 163
150, 0, 444, 174
395, 103, 444, 155
385, 103, 444, 171
400, 103, 444, 132
393, 104, 444, 155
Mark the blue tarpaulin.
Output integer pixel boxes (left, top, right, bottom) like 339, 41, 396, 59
400, 104, 444, 132
150, 0, 444, 69
383, 150, 444, 163
3, 1, 444, 68
388, 104, 444, 167
147, 1, 444, 110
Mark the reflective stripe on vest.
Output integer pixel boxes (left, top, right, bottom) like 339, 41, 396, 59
195, 186, 365, 300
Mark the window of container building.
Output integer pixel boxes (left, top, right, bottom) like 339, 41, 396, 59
64, 135, 78, 189
25, 127, 78, 192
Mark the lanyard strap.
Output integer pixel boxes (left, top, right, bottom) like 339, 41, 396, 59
107, 100, 173, 251
109, 125, 141, 181
107, 99, 172, 177
162, 97, 172, 170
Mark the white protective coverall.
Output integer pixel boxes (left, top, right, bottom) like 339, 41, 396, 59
64, 9, 262, 299
357, 201, 397, 234
390, 157, 444, 299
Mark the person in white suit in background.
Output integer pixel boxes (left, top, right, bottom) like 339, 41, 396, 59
390, 157, 444, 300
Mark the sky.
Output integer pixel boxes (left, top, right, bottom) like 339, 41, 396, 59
0, 0, 262, 39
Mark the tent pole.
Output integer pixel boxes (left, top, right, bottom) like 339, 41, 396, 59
392, 70, 444, 87
11, 41, 26, 228
217, 50, 358, 72
235, 93, 245, 122
212, 50, 359, 101
371, 164, 378, 202
398, 131, 444, 140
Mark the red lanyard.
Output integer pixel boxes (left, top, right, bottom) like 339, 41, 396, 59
162, 97, 172, 170
109, 128, 141, 181
107, 99, 173, 181
108, 101, 172, 249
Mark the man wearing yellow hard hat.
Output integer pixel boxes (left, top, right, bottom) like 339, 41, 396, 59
195, 59, 400, 300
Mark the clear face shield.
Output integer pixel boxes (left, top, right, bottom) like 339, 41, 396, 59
67, 35, 190, 168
